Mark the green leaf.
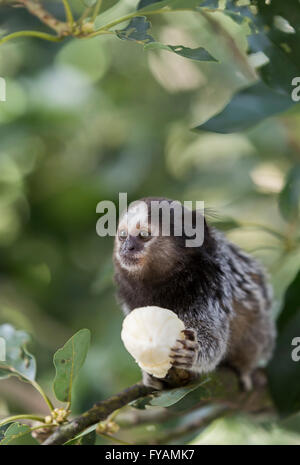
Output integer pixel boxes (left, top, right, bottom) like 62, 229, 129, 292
267, 271, 300, 416
168, 381, 211, 413
0, 423, 32, 445
0, 324, 36, 382
65, 428, 96, 445
132, 377, 209, 409
271, 248, 300, 317
53, 328, 91, 403
278, 164, 300, 222
197, 82, 295, 133
248, 33, 297, 96
116, 17, 154, 44
77, 429, 96, 445
277, 271, 300, 333
130, 395, 153, 410
145, 42, 218, 62
149, 378, 209, 407
116, 10, 217, 62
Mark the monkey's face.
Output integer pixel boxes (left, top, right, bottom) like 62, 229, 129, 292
114, 201, 156, 273
114, 200, 189, 278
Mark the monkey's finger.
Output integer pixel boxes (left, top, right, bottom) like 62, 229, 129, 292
171, 357, 192, 365
176, 339, 198, 350
170, 347, 194, 357
170, 354, 195, 367
182, 329, 197, 341
170, 359, 194, 370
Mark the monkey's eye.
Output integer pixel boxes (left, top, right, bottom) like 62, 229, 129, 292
119, 229, 128, 240
139, 230, 151, 240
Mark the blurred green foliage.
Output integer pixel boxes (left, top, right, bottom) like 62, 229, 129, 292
0, 0, 299, 445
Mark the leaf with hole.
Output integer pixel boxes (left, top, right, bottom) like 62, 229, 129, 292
145, 42, 217, 62
116, 17, 154, 44
53, 328, 91, 403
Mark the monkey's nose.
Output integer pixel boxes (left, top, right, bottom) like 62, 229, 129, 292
125, 236, 137, 252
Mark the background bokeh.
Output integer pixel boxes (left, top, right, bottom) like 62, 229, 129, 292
0, 0, 299, 444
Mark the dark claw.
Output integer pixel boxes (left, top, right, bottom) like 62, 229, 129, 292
177, 339, 186, 346
182, 329, 196, 341
170, 347, 182, 354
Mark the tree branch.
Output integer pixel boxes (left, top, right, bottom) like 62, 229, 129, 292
17, 0, 70, 36
43, 367, 272, 446
43, 383, 154, 445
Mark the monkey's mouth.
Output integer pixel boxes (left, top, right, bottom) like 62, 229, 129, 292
119, 252, 144, 268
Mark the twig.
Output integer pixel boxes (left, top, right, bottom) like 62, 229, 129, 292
92, 0, 102, 22
0, 414, 45, 427
43, 383, 154, 445
17, 0, 70, 36
61, 0, 74, 28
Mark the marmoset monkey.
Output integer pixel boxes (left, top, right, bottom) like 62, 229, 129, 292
113, 197, 276, 390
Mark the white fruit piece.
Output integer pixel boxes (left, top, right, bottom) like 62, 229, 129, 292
121, 306, 185, 378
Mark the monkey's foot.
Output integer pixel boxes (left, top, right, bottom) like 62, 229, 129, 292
240, 372, 253, 391
170, 328, 199, 371
142, 371, 164, 390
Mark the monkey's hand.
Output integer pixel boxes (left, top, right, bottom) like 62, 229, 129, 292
170, 328, 199, 372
